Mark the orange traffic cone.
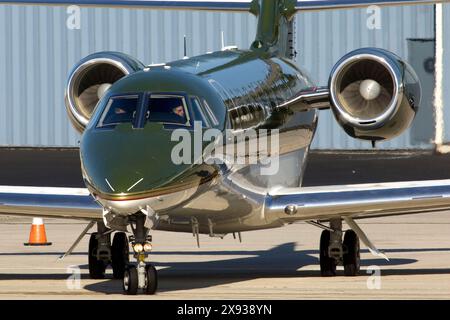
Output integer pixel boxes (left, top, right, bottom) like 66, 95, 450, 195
24, 218, 52, 246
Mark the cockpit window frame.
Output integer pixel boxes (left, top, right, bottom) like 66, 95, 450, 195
190, 97, 211, 129
202, 99, 219, 126
94, 91, 216, 131
96, 93, 142, 129
144, 93, 192, 128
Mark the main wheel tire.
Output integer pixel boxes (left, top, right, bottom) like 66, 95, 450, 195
112, 232, 129, 279
343, 230, 360, 276
123, 266, 138, 295
145, 264, 158, 295
320, 230, 337, 277
88, 232, 106, 279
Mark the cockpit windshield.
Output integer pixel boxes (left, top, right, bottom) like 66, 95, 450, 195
146, 95, 190, 126
96, 92, 216, 130
97, 95, 139, 128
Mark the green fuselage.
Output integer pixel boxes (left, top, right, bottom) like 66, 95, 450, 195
80, 49, 317, 220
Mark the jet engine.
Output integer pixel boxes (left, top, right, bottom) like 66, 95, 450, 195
329, 48, 421, 141
65, 52, 144, 133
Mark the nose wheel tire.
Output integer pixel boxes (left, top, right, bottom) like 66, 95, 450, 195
88, 232, 107, 279
122, 263, 158, 295
343, 230, 360, 276
112, 232, 130, 279
320, 230, 337, 277
145, 264, 158, 295
123, 266, 139, 295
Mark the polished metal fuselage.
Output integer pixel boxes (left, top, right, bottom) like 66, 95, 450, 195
87, 49, 319, 234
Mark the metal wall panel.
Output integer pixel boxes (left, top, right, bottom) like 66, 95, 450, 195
0, 4, 437, 149
0, 6, 257, 147
442, 5, 450, 143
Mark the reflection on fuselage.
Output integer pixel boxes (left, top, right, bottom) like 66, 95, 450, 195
81, 49, 318, 233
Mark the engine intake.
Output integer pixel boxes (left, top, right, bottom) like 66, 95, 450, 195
329, 48, 421, 141
65, 52, 144, 133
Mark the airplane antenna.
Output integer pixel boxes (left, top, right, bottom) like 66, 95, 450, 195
183, 35, 188, 59
220, 30, 238, 51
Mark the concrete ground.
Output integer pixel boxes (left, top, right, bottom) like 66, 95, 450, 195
1, 148, 450, 299
0, 213, 449, 299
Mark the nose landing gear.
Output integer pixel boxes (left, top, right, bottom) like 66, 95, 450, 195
122, 213, 158, 295
123, 253, 158, 295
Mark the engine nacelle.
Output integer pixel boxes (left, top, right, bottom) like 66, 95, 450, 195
65, 52, 144, 133
329, 48, 421, 141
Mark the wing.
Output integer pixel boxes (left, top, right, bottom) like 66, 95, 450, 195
0, 0, 445, 12
0, 186, 102, 220
0, 0, 252, 11
265, 179, 450, 221
295, 0, 448, 11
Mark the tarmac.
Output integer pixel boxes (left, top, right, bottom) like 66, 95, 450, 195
0, 148, 450, 299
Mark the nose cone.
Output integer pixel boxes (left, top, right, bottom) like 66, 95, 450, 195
81, 122, 191, 199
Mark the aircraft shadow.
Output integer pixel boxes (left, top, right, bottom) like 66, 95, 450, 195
0, 252, 86, 256
82, 242, 439, 294
1, 243, 449, 293
0, 274, 93, 280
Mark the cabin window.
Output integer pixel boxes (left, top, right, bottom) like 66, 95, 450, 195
146, 94, 190, 126
97, 95, 139, 128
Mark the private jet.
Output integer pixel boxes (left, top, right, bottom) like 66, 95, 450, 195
0, 0, 449, 295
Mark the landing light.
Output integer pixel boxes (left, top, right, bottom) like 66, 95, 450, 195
144, 243, 153, 252
133, 243, 144, 253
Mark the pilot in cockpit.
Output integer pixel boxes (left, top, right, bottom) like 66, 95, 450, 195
172, 105, 185, 119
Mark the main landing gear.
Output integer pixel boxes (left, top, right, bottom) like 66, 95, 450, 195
88, 222, 130, 279
319, 219, 360, 277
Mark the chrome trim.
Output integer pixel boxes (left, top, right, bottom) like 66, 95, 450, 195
278, 87, 330, 111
